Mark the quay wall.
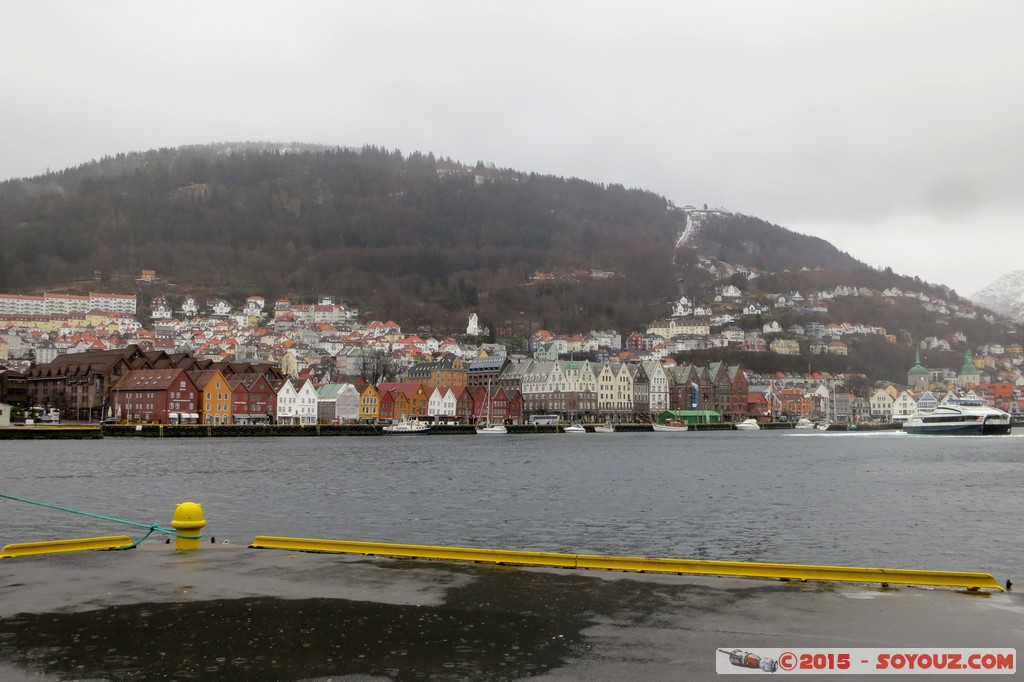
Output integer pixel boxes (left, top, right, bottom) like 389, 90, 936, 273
1, 421, 900, 439
0, 426, 103, 440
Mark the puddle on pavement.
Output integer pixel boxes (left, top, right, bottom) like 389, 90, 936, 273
0, 564, 737, 681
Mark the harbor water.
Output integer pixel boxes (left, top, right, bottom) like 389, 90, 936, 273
2, 429, 1021, 582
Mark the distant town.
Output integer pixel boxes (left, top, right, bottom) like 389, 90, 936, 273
1, 273, 1022, 427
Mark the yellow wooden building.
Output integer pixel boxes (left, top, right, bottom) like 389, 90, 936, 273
359, 384, 380, 422
188, 369, 233, 425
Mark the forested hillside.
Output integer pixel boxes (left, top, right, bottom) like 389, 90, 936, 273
0, 144, 688, 332
0, 143, 987, 347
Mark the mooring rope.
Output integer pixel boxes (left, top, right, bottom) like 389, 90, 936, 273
0, 493, 200, 547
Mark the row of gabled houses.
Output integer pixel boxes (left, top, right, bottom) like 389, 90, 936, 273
16, 344, 756, 424
101, 354, 755, 426
19, 338, 1024, 427
111, 374, 527, 426
23, 344, 295, 424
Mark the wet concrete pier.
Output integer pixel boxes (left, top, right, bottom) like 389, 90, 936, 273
0, 545, 1020, 680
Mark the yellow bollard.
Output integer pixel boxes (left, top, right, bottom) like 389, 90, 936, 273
169, 501, 206, 550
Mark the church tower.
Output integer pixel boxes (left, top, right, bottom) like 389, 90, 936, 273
957, 349, 980, 388
907, 348, 929, 391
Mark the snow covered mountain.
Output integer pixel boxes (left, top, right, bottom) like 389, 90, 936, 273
971, 270, 1024, 322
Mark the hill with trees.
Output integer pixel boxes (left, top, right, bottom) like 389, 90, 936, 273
0, 144, 685, 333
0, 143, 1012, 380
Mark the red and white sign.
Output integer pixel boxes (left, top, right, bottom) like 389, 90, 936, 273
716, 648, 1016, 674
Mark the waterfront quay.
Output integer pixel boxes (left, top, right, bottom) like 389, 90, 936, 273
0, 544, 1019, 681
0, 421, 898, 439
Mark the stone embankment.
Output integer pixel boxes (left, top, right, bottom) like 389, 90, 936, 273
0, 421, 900, 439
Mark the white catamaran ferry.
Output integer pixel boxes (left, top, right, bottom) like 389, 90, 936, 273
902, 398, 1011, 435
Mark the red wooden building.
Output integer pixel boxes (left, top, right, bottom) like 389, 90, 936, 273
471, 386, 524, 425
111, 369, 200, 424
227, 373, 278, 424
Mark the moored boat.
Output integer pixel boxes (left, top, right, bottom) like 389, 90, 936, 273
903, 399, 1011, 435
652, 420, 688, 433
734, 418, 760, 431
476, 379, 507, 434
382, 418, 430, 434
593, 423, 616, 433
563, 423, 587, 433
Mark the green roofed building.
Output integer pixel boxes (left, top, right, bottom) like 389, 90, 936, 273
957, 349, 980, 388
657, 409, 721, 425
907, 349, 929, 391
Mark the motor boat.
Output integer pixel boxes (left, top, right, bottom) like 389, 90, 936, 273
382, 418, 430, 434
563, 423, 587, 433
652, 420, 688, 432
903, 399, 1011, 435
734, 418, 760, 431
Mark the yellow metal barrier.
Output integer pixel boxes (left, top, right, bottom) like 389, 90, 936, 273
250, 536, 578, 567
573, 554, 1003, 591
1, 535, 134, 558
249, 536, 1003, 591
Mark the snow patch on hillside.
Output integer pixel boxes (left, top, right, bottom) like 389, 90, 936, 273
676, 212, 700, 249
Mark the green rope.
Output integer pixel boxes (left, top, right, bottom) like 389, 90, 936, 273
0, 493, 201, 544
113, 526, 157, 550
118, 525, 186, 550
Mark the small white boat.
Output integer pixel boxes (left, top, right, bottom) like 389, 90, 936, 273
794, 418, 814, 429
816, 421, 831, 431
652, 420, 688, 433
563, 423, 587, 433
593, 423, 616, 433
734, 418, 760, 431
382, 418, 430, 434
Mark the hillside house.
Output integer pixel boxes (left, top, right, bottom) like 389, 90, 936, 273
770, 339, 801, 355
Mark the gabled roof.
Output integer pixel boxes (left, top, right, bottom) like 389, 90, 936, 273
113, 368, 189, 391
317, 383, 352, 400
227, 373, 272, 391
187, 369, 227, 389
34, 344, 151, 376
289, 377, 313, 391
378, 382, 427, 400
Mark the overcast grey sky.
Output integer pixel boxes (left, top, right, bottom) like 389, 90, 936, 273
3, 1, 1022, 296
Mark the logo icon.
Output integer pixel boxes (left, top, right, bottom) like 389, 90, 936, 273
719, 648, 779, 673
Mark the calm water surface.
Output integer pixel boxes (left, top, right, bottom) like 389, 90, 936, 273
2, 430, 1022, 581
